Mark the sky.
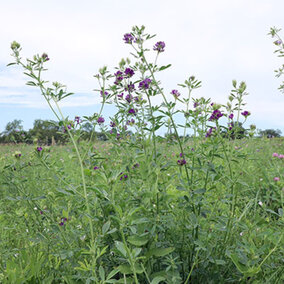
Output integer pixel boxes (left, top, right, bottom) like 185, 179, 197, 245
0, 0, 283, 134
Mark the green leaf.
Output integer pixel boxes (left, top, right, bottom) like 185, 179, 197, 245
107, 268, 120, 280
115, 241, 127, 257
127, 235, 149, 246
146, 247, 174, 257
99, 266, 105, 281
151, 276, 166, 284
102, 221, 111, 235
117, 264, 143, 274
159, 64, 171, 71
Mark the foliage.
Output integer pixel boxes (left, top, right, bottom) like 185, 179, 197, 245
0, 27, 283, 283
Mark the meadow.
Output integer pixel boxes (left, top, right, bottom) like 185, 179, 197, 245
0, 26, 284, 283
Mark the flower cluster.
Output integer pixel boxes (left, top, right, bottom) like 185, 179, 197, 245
123, 33, 134, 44
153, 41, 165, 53
119, 172, 128, 181
138, 78, 151, 90
241, 111, 250, 117
205, 127, 216, 138
100, 90, 109, 97
272, 152, 284, 159
59, 217, 68, 226
97, 117, 105, 124
177, 159, 186, 166
171, 89, 180, 99
114, 71, 124, 85
209, 109, 223, 121
124, 68, 135, 78
128, 108, 136, 115
41, 53, 50, 61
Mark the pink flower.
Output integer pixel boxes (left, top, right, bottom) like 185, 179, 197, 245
272, 153, 279, 157
274, 177, 280, 182
279, 154, 284, 159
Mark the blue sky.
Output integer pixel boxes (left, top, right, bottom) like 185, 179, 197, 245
0, 0, 284, 134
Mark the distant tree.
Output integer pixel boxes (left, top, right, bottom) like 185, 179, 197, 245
258, 129, 282, 138
0, 119, 27, 143
222, 122, 247, 139
29, 119, 68, 145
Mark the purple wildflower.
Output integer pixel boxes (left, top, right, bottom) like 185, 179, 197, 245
274, 40, 282, 46
94, 166, 99, 170
75, 116, 81, 124
127, 118, 135, 125
15, 152, 22, 158
153, 41, 165, 53
132, 163, 140, 169
114, 71, 124, 84
100, 90, 109, 97
37, 146, 43, 152
171, 89, 180, 99
123, 33, 134, 44
241, 111, 250, 117
229, 113, 234, 119
119, 172, 128, 181
177, 159, 187, 166
117, 93, 124, 99
139, 78, 152, 90
274, 177, 280, 182
110, 121, 116, 127
42, 53, 50, 61
209, 109, 223, 121
205, 127, 215, 138
193, 102, 199, 108
124, 68, 135, 78
272, 153, 279, 157
125, 83, 135, 93
97, 117, 105, 124
128, 108, 136, 115
59, 222, 64, 226
125, 94, 133, 103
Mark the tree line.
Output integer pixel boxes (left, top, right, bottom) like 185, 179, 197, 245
0, 119, 282, 145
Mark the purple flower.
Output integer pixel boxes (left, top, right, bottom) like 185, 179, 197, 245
193, 102, 199, 108
209, 109, 223, 121
125, 83, 135, 93
274, 40, 282, 46
241, 111, 250, 117
205, 127, 215, 138
125, 94, 133, 103
132, 163, 140, 169
75, 116, 81, 124
93, 166, 99, 170
114, 71, 124, 84
139, 78, 152, 90
171, 89, 180, 99
229, 113, 234, 119
15, 152, 22, 158
110, 121, 116, 127
100, 90, 109, 97
123, 33, 134, 44
124, 68, 135, 78
177, 159, 186, 166
37, 147, 43, 152
117, 93, 124, 99
59, 222, 64, 226
272, 152, 279, 157
119, 172, 128, 181
153, 41, 165, 53
128, 108, 136, 115
179, 153, 183, 157
42, 53, 50, 61
274, 177, 280, 182
97, 117, 105, 124
127, 118, 135, 125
